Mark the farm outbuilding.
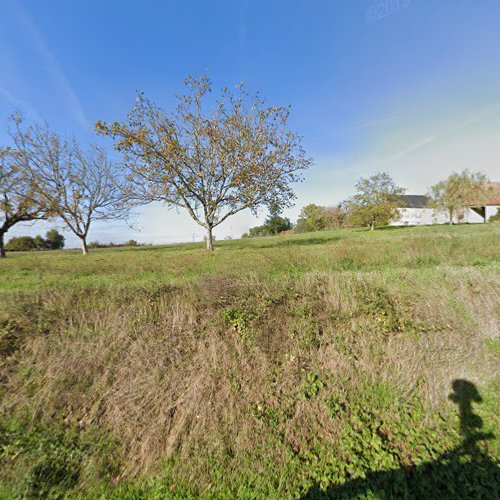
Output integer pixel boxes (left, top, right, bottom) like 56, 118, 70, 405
390, 184, 500, 226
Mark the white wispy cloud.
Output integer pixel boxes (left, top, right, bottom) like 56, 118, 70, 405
7, 0, 88, 128
459, 99, 500, 129
389, 135, 437, 161
347, 114, 400, 131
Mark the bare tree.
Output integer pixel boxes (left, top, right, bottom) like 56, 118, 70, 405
96, 74, 311, 250
10, 117, 131, 254
0, 147, 50, 258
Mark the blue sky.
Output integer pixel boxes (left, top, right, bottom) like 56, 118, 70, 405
1, 0, 500, 246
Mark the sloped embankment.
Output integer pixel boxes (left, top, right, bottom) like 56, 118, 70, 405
1, 264, 499, 497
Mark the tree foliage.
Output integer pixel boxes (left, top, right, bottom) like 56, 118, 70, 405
263, 214, 292, 235
5, 236, 37, 252
96, 74, 311, 250
0, 146, 49, 258
33, 235, 46, 249
429, 170, 493, 224
346, 173, 405, 230
5, 229, 65, 252
45, 229, 65, 250
245, 210, 292, 238
295, 204, 346, 233
10, 116, 130, 254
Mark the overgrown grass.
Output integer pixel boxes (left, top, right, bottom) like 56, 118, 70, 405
1, 224, 498, 293
1, 224, 499, 498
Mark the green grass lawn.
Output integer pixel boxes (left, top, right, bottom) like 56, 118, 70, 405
1, 224, 499, 292
1, 224, 499, 498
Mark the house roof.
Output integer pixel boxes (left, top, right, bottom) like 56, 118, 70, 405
397, 183, 500, 209
397, 195, 432, 208
486, 182, 500, 205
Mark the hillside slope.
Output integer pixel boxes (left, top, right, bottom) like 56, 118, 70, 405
1, 225, 499, 498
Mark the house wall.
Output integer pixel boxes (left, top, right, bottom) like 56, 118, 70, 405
391, 208, 447, 226
485, 205, 500, 221
461, 209, 485, 224
390, 207, 487, 226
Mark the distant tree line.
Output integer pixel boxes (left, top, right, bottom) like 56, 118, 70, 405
87, 239, 140, 249
296, 204, 346, 232
244, 170, 495, 237
244, 172, 406, 236
6, 229, 64, 252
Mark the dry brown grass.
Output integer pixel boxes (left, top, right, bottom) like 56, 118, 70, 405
1, 263, 498, 486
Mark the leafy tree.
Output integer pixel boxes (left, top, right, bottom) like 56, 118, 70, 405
346, 173, 405, 230
33, 235, 46, 250
0, 146, 49, 258
296, 204, 323, 232
429, 170, 493, 225
246, 225, 266, 238
45, 229, 65, 250
247, 209, 292, 238
264, 214, 292, 235
10, 116, 131, 254
5, 236, 36, 252
326, 204, 348, 229
295, 204, 343, 233
96, 74, 311, 250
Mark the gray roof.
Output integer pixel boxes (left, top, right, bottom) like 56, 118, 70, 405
397, 195, 432, 208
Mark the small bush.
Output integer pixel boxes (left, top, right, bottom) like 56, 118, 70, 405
5, 236, 37, 252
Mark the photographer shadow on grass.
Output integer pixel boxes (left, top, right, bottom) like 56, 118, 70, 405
303, 380, 499, 499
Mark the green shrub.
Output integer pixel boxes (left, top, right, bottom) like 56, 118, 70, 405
6, 236, 37, 252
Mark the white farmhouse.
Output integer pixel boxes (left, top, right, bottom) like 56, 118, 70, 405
391, 184, 500, 226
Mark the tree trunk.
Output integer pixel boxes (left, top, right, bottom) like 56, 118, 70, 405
371, 221, 375, 231
449, 209, 453, 225
0, 231, 5, 258
80, 235, 89, 255
206, 226, 214, 251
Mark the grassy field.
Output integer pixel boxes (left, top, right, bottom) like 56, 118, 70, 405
1, 224, 499, 498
